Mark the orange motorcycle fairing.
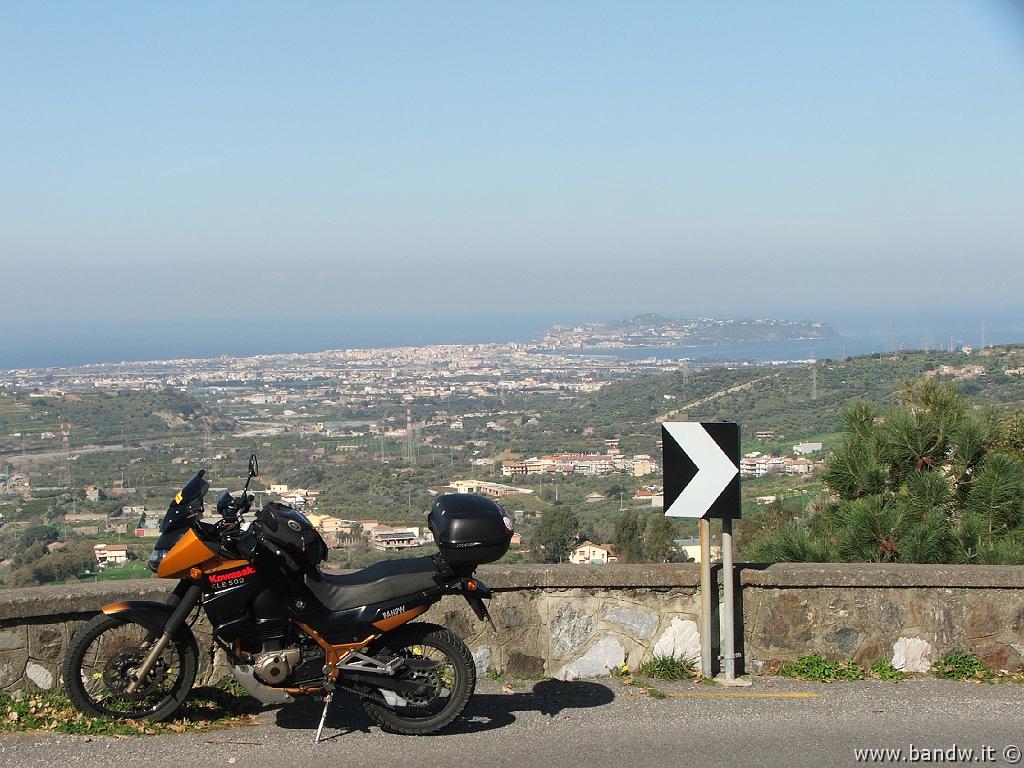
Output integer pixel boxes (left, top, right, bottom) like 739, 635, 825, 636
156, 528, 249, 579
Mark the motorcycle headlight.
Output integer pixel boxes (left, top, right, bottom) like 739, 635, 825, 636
148, 549, 169, 573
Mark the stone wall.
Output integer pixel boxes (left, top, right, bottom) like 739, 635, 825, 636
1, 563, 1022, 693
741, 563, 1024, 674
421, 565, 702, 680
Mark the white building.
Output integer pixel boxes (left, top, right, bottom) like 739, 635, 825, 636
674, 538, 722, 564
449, 480, 533, 498
94, 544, 129, 566
371, 528, 423, 551
569, 541, 617, 565
793, 442, 824, 456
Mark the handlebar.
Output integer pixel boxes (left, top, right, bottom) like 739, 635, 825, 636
216, 490, 255, 520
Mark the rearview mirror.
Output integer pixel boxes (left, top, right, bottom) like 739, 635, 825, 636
248, 453, 259, 478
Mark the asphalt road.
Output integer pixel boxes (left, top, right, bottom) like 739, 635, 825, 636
2, 677, 1023, 768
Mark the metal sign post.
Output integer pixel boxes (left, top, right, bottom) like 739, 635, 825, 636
662, 422, 741, 681
720, 515, 736, 680
698, 517, 713, 678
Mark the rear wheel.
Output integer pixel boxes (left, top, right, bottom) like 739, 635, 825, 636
62, 612, 197, 722
359, 622, 475, 735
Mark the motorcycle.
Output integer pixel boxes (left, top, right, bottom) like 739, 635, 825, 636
62, 455, 513, 740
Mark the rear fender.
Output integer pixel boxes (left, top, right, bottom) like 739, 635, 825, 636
456, 577, 493, 623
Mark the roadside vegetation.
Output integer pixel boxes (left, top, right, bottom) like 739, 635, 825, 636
0, 682, 261, 736
931, 652, 996, 682
779, 654, 865, 682
776, 652, 1022, 684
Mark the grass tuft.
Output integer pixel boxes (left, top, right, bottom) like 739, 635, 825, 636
635, 654, 696, 681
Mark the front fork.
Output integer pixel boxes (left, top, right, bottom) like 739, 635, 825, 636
125, 583, 202, 695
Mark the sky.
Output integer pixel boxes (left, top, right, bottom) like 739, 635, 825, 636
1, 1, 1023, 366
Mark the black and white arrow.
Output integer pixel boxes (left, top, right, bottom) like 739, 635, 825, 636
662, 422, 740, 519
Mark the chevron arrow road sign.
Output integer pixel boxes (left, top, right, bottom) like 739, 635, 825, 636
661, 422, 740, 519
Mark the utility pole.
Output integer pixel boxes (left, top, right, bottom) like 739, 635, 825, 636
403, 408, 416, 465
59, 421, 76, 517
811, 364, 817, 401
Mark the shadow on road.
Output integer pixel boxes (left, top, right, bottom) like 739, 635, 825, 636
275, 680, 616, 740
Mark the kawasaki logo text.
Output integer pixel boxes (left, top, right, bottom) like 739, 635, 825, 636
209, 566, 256, 584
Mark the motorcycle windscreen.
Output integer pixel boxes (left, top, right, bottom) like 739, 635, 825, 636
160, 474, 208, 534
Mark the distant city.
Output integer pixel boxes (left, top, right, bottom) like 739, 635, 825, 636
4, 309, 1020, 373
3, 313, 1019, 394
0, 317, 847, 401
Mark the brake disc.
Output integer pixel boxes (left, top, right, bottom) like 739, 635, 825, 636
102, 648, 168, 700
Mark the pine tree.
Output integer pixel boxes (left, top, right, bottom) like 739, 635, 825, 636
746, 378, 1024, 565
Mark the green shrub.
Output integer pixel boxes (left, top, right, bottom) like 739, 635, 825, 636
868, 659, 905, 682
779, 654, 864, 682
932, 652, 993, 681
636, 654, 696, 681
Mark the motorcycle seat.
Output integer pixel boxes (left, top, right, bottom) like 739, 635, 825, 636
304, 555, 443, 612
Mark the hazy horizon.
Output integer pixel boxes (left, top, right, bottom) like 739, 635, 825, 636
2, 2, 1023, 368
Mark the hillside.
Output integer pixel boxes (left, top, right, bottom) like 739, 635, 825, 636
542, 346, 1024, 450
0, 388, 235, 453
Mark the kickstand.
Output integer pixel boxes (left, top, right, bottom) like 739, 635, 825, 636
314, 692, 334, 744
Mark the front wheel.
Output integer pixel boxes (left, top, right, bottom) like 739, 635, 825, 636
62, 612, 198, 722
359, 622, 476, 735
